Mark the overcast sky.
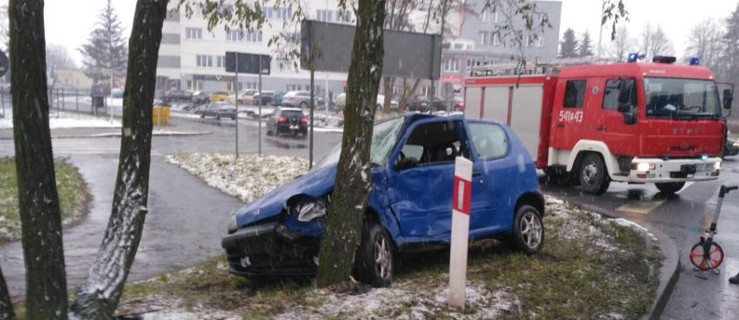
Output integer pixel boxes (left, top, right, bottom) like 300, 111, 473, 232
42, 0, 738, 64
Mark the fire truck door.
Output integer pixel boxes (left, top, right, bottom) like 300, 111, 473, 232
598, 77, 639, 157
550, 79, 587, 150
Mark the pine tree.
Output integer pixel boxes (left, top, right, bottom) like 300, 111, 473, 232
579, 31, 594, 57
79, 0, 127, 89
720, 3, 739, 85
560, 28, 578, 58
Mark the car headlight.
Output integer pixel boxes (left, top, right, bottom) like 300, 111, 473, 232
227, 215, 237, 234
714, 160, 722, 171
733, 141, 739, 148
296, 198, 328, 222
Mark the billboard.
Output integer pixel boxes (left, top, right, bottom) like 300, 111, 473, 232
225, 52, 271, 75
300, 20, 442, 79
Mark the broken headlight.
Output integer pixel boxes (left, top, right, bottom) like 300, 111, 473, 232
296, 198, 328, 222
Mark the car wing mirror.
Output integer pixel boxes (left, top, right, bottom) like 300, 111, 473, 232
723, 88, 733, 110
394, 156, 419, 171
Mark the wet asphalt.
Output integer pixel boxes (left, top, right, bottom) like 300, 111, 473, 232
0, 114, 343, 298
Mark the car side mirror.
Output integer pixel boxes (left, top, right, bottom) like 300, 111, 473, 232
723, 88, 733, 110
394, 156, 419, 171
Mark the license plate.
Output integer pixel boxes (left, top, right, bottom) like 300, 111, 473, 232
289, 125, 298, 130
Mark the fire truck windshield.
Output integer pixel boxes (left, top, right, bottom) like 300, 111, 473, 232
644, 77, 721, 119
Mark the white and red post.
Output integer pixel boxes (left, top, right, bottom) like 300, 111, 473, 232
448, 156, 472, 310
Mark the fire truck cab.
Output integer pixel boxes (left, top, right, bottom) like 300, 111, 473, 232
464, 57, 733, 195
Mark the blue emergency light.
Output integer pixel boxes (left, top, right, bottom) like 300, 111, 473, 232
627, 53, 639, 63
690, 57, 700, 65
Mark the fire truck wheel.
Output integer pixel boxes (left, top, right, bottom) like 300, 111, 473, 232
579, 154, 610, 195
655, 182, 685, 194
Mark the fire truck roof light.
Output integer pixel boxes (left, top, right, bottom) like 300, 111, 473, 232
701, 155, 708, 160
690, 57, 700, 65
627, 53, 639, 63
652, 56, 676, 64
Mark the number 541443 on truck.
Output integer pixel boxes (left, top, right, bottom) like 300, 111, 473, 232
464, 56, 734, 195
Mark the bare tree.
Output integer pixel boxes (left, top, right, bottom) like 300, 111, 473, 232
685, 19, 724, 73
607, 26, 635, 61
641, 23, 674, 61
46, 43, 78, 69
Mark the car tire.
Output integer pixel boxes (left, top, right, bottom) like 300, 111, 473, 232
512, 204, 544, 254
655, 182, 685, 194
579, 154, 610, 195
200, 113, 205, 118
266, 127, 273, 136
355, 222, 394, 287
543, 166, 576, 187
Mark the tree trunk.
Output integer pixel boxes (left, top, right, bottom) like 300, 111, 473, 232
0, 265, 15, 320
9, 0, 68, 318
70, 1, 168, 318
316, 0, 386, 288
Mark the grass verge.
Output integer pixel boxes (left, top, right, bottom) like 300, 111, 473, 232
118, 196, 662, 319
0, 157, 90, 243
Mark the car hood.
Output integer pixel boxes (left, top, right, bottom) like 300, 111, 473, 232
233, 164, 337, 228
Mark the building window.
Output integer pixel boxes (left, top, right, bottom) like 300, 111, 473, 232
535, 35, 543, 47
454, 43, 463, 49
244, 82, 258, 90
227, 81, 243, 92
275, 7, 292, 20
481, 9, 488, 22
478, 31, 489, 45
244, 31, 262, 42
187, 80, 202, 91
287, 84, 301, 91
226, 30, 242, 41
216, 56, 225, 68
196, 55, 213, 67
282, 32, 300, 44
492, 33, 500, 46
263, 7, 273, 19
186, 28, 202, 40
316, 9, 333, 22
444, 58, 460, 72
337, 10, 352, 22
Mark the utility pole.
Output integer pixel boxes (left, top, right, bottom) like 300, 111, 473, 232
597, 0, 605, 59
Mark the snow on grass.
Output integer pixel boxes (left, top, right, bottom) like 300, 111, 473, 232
0, 110, 120, 129
167, 153, 308, 203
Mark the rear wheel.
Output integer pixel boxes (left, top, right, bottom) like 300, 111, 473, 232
655, 182, 685, 194
512, 205, 544, 254
579, 154, 610, 195
355, 222, 395, 287
690, 242, 724, 270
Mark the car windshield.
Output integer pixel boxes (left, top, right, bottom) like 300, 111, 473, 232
644, 77, 721, 119
314, 117, 404, 169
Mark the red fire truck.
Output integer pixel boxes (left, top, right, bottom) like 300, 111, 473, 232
464, 57, 734, 195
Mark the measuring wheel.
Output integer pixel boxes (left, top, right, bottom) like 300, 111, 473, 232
689, 241, 724, 271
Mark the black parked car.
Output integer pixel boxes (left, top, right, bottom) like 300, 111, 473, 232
406, 95, 446, 112
165, 89, 193, 102
252, 90, 276, 106
266, 107, 308, 138
199, 102, 237, 120
192, 91, 210, 105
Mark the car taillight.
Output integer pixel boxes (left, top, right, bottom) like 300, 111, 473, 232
278, 116, 286, 123
301, 117, 308, 124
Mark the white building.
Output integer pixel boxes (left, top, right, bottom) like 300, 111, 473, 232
156, 1, 353, 98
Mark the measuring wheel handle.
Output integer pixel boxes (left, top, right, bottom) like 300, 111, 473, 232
720, 185, 738, 197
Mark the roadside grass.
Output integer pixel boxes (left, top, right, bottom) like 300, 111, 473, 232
117, 197, 662, 319
0, 157, 90, 243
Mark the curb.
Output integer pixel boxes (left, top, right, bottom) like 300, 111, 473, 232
643, 224, 680, 320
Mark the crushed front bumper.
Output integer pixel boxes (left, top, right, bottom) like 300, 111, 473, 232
221, 222, 320, 277
627, 157, 721, 182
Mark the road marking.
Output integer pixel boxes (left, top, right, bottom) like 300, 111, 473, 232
615, 199, 666, 215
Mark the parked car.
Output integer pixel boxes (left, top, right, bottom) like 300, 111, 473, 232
199, 102, 237, 120
265, 107, 308, 138
252, 90, 276, 106
222, 114, 544, 286
271, 91, 286, 106
111, 88, 124, 98
334, 93, 397, 111
192, 91, 210, 105
282, 90, 315, 108
229, 89, 258, 105
209, 91, 231, 102
407, 95, 446, 112
165, 89, 192, 102
453, 96, 464, 111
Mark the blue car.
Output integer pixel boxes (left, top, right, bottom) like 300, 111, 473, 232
222, 114, 544, 286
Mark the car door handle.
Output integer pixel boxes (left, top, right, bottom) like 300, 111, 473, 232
472, 170, 483, 177
556, 122, 565, 128
595, 125, 605, 131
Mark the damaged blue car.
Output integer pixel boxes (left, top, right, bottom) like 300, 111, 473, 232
222, 114, 544, 287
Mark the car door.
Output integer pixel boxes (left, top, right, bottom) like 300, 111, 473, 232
465, 121, 517, 232
385, 118, 485, 239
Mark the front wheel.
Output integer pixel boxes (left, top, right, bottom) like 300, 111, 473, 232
579, 154, 610, 195
690, 241, 724, 270
512, 205, 544, 254
655, 182, 685, 194
355, 222, 395, 287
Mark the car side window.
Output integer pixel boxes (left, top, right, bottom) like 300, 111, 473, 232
603, 78, 636, 111
564, 79, 586, 108
397, 121, 466, 169
468, 122, 508, 160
